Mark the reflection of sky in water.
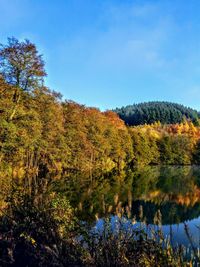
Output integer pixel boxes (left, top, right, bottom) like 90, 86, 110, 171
65, 166, 200, 247
162, 217, 200, 247
95, 216, 200, 248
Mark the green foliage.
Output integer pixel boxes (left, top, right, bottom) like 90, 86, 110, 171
193, 140, 200, 164
130, 128, 160, 165
129, 123, 198, 166
114, 101, 200, 126
0, 186, 190, 266
0, 188, 82, 266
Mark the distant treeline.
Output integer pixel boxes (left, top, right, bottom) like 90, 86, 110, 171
114, 101, 200, 126
129, 122, 200, 165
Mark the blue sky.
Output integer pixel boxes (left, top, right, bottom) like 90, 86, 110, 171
1, 0, 200, 110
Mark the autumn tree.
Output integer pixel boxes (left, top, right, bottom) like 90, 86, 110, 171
0, 37, 46, 120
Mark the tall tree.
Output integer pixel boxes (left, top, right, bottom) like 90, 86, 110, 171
0, 37, 46, 120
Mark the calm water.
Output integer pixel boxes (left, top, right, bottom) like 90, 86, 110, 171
54, 166, 200, 247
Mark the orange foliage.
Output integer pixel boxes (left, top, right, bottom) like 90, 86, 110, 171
104, 111, 126, 130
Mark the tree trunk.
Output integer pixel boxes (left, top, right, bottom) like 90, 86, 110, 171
9, 88, 21, 121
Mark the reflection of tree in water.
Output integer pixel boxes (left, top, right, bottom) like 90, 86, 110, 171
53, 171, 133, 222
157, 166, 194, 195
132, 166, 200, 224
131, 200, 200, 225
1, 166, 200, 225
51, 166, 200, 224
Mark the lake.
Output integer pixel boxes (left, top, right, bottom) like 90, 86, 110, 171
54, 166, 200, 248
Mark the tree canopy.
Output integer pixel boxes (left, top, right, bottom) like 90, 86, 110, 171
0, 37, 46, 91
1, 38, 200, 177
114, 101, 200, 126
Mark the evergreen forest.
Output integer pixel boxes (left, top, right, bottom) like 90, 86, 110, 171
114, 101, 200, 126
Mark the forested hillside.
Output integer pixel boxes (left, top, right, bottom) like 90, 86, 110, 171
114, 101, 200, 126
1, 38, 200, 181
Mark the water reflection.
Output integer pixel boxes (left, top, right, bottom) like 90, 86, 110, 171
2, 166, 200, 247
53, 166, 200, 247
53, 166, 200, 223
